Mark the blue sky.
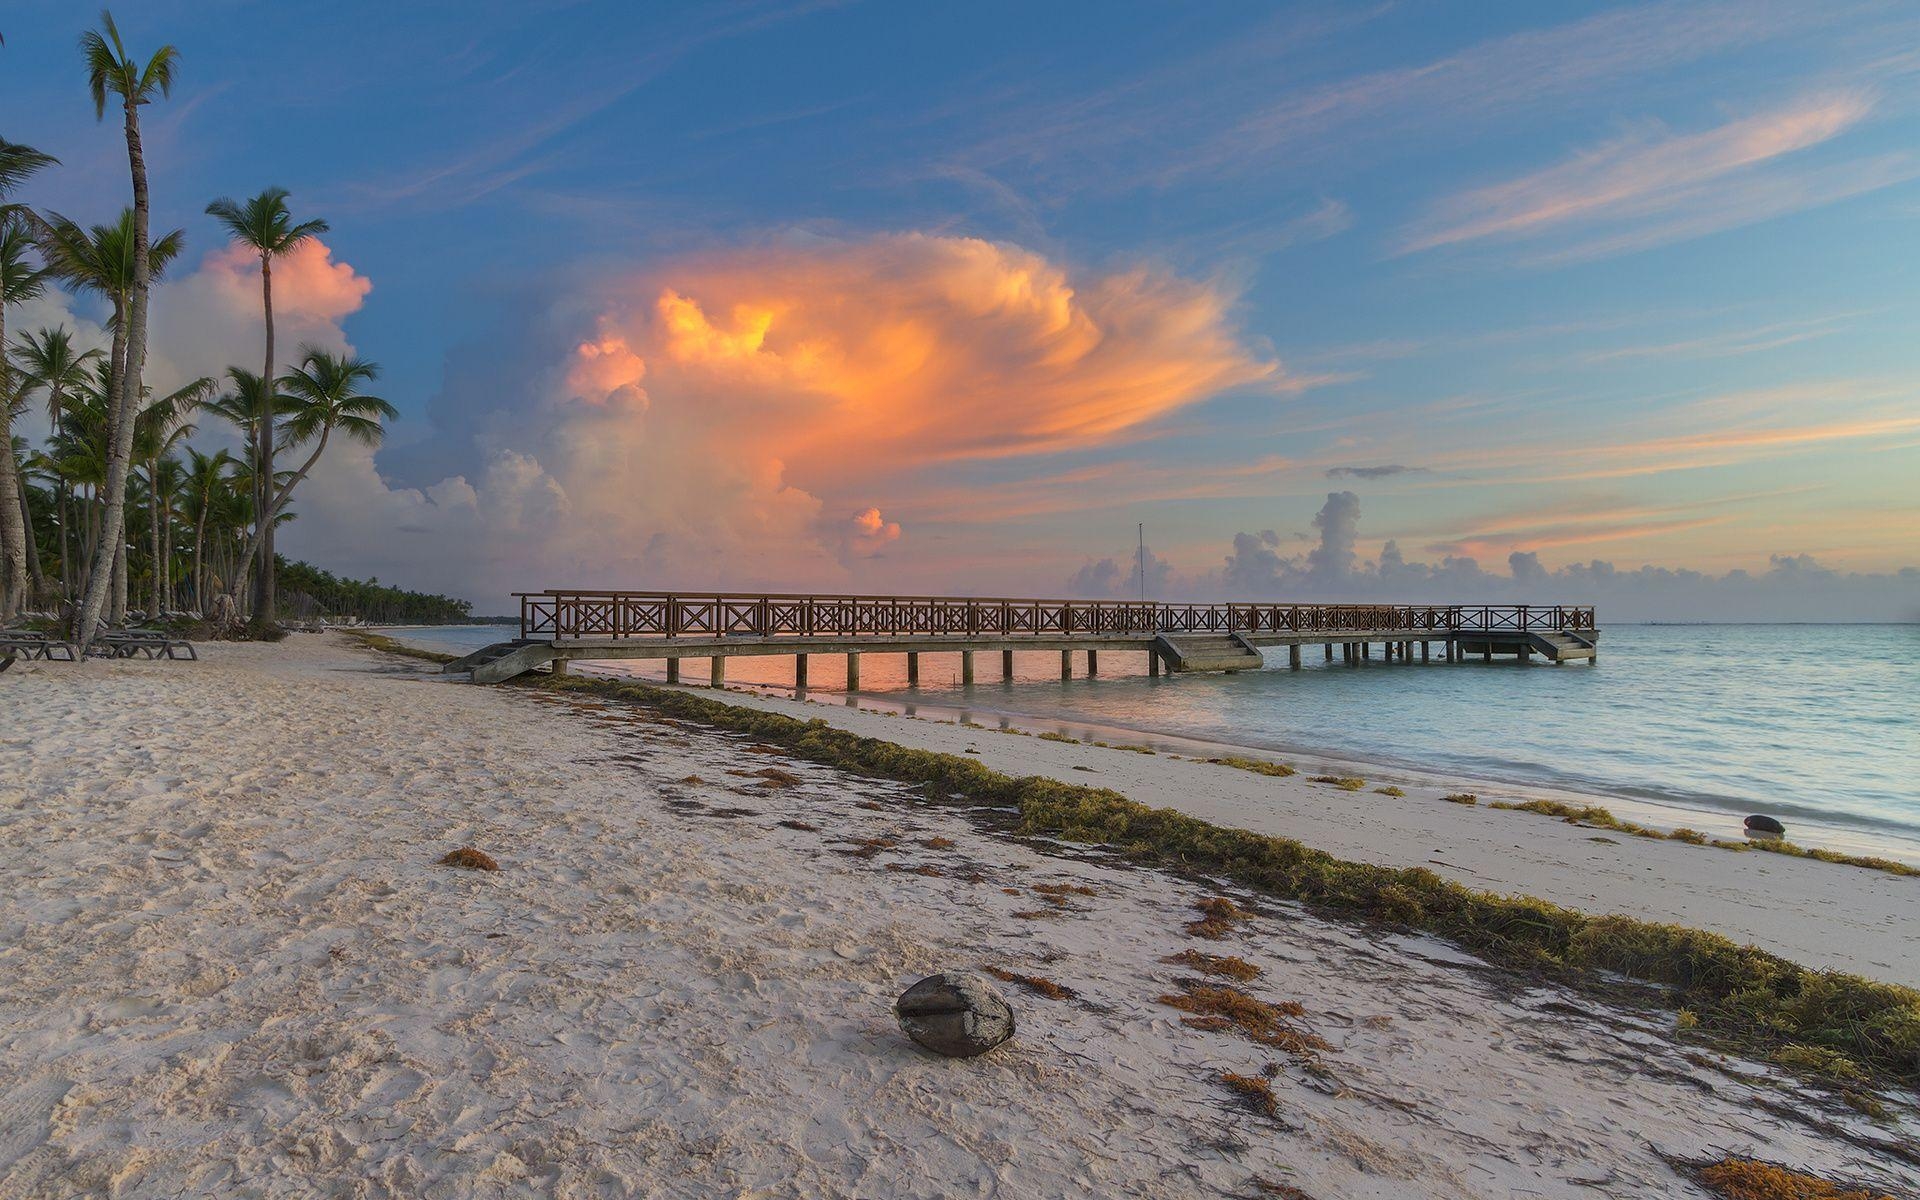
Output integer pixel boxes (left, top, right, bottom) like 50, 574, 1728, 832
4, 1, 1918, 614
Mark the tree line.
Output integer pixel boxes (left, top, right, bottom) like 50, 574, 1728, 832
1, 11, 399, 646
275, 559, 472, 625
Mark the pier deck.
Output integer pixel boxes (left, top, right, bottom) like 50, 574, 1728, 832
450, 591, 1598, 685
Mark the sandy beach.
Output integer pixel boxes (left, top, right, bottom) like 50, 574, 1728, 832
686, 678, 1920, 984
2, 635, 1914, 1198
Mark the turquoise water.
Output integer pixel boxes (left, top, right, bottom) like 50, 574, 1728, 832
385, 624, 1919, 846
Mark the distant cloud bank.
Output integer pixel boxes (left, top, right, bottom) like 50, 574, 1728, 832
1066, 492, 1919, 622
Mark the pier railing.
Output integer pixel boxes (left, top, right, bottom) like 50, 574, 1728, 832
514, 591, 1596, 642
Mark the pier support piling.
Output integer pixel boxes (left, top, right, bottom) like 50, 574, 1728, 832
710, 657, 725, 688
1148, 650, 1160, 677
1060, 649, 1072, 680
794, 654, 808, 690
1422, 641, 1430, 663
1289, 644, 1302, 670
846, 652, 860, 690
1086, 650, 1098, 676
551, 658, 569, 676
1324, 643, 1333, 661
907, 652, 920, 685
962, 650, 975, 685
1002, 649, 1014, 679
666, 658, 680, 684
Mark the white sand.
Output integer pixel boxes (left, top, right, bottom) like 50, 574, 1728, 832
0, 636, 1912, 1198
693, 682, 1920, 985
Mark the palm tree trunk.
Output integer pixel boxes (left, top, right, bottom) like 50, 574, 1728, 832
17, 464, 44, 601
0, 302, 27, 619
147, 457, 163, 617
192, 499, 207, 615
74, 99, 153, 646
252, 254, 276, 623
57, 477, 72, 600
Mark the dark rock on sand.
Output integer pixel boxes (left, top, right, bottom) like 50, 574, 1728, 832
1744, 814, 1787, 837
895, 971, 1015, 1057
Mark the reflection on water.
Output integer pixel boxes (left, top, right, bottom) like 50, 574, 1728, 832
382, 623, 1919, 845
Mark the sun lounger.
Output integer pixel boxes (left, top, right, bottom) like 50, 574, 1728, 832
0, 632, 80, 662
88, 630, 198, 660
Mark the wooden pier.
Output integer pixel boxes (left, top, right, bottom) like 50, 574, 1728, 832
448, 591, 1598, 685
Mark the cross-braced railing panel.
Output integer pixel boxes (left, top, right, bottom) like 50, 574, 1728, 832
515, 591, 1596, 641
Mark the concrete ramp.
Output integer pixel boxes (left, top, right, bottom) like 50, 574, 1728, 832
1527, 630, 1597, 662
444, 641, 556, 683
1154, 632, 1265, 673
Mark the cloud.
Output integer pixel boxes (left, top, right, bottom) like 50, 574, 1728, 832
150, 238, 372, 389
1076, 491, 1917, 621
840, 507, 902, 560
1398, 91, 1906, 260
279, 231, 1275, 604
1326, 464, 1424, 479
1067, 542, 1176, 599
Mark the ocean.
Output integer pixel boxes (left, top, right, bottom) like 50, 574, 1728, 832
384, 623, 1919, 856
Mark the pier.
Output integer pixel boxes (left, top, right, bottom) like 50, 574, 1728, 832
448, 591, 1598, 685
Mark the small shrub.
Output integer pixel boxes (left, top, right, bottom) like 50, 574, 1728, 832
923, 836, 957, 850
1038, 731, 1080, 744
1441, 793, 1478, 806
1373, 786, 1405, 797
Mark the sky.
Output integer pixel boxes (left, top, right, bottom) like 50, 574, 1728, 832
4, 0, 1918, 619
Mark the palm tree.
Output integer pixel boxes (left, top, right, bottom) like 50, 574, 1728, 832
132, 375, 211, 616
39, 210, 183, 623
227, 349, 393, 606
0, 216, 50, 618
205, 187, 327, 626
0, 136, 57, 618
73, 7, 178, 644
208, 366, 281, 604
13, 327, 103, 598
182, 446, 234, 611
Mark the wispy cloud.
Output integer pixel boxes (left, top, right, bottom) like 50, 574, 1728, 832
1399, 91, 1882, 256
1327, 464, 1424, 479
1570, 313, 1857, 365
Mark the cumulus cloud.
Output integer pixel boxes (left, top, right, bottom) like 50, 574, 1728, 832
839, 507, 902, 560
1067, 542, 1176, 599
1198, 492, 1919, 621
283, 231, 1276, 605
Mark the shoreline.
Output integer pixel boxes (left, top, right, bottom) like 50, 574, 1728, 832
557, 667, 1920, 984
551, 657, 1920, 872
373, 625, 1920, 866
5, 635, 1915, 1196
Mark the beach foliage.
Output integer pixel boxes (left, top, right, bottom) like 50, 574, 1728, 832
523, 672, 1920, 1089
1487, 799, 1919, 877
1687, 1157, 1893, 1200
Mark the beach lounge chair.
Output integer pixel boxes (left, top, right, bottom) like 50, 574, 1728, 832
89, 629, 198, 660
0, 631, 80, 663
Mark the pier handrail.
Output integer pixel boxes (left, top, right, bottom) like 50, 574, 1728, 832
514, 590, 1597, 642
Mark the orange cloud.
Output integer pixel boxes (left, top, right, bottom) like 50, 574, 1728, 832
594, 233, 1278, 470
202, 238, 373, 323
471, 232, 1278, 585
566, 333, 646, 404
